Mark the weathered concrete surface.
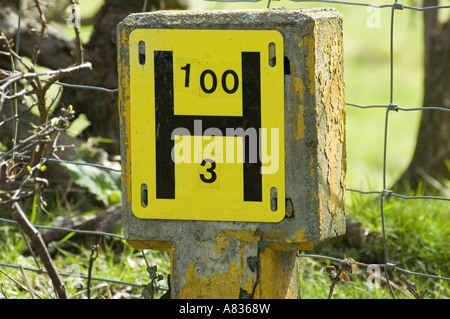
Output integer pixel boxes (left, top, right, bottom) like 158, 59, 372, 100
117, 8, 345, 298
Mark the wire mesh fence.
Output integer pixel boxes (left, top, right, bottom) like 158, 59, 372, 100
0, 0, 449, 299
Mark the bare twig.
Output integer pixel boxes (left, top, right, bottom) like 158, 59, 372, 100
11, 203, 67, 299
0, 62, 91, 116
87, 243, 100, 299
399, 274, 431, 299
0, 267, 29, 293
0, 62, 92, 92
69, 0, 84, 64
19, 264, 36, 299
31, 0, 48, 67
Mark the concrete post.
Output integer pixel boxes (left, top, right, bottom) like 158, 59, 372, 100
117, 8, 345, 299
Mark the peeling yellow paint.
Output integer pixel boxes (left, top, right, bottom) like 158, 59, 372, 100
320, 35, 345, 216
292, 34, 315, 142
178, 247, 305, 299
215, 232, 231, 254
291, 68, 304, 101
309, 154, 315, 176
266, 241, 314, 252
219, 230, 259, 245
298, 35, 315, 96
259, 249, 301, 298
118, 28, 132, 202
310, 187, 319, 201
179, 262, 254, 298
291, 74, 306, 141
286, 228, 306, 243
260, 230, 288, 241
266, 243, 289, 251
299, 242, 315, 250
284, 228, 312, 250
309, 184, 323, 231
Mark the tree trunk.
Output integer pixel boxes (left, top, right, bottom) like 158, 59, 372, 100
395, 0, 450, 193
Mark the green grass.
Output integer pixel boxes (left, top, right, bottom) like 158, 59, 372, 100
1, 184, 447, 299
303, 191, 450, 299
0, 230, 170, 299
0, 241, 170, 299
0, 194, 170, 299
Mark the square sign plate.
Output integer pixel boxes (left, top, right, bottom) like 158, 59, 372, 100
129, 29, 285, 222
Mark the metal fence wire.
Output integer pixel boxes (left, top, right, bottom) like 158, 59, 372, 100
0, 0, 449, 299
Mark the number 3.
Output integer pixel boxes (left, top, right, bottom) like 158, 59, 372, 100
200, 159, 217, 183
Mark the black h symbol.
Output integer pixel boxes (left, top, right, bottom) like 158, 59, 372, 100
154, 51, 262, 202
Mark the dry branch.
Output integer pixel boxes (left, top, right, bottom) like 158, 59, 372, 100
11, 203, 68, 299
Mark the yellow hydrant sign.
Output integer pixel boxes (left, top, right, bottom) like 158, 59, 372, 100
129, 29, 285, 222
119, 8, 346, 298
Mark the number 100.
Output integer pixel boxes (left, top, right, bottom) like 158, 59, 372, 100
181, 63, 239, 94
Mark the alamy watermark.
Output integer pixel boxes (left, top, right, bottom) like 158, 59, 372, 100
320, 263, 382, 289
63, 264, 84, 290
366, 264, 382, 289
366, 6, 381, 28
66, 3, 81, 28
171, 120, 280, 174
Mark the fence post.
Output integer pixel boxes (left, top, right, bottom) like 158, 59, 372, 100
117, 8, 346, 299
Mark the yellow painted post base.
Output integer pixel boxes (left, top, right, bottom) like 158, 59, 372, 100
129, 233, 302, 299
176, 250, 301, 299
259, 249, 301, 299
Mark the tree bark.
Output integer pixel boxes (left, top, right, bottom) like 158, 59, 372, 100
395, 0, 450, 193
